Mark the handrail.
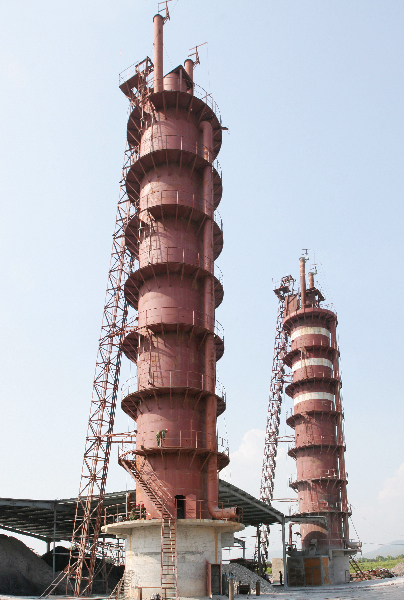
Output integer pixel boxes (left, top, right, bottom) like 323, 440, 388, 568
103, 495, 222, 525
129, 77, 221, 123
128, 429, 228, 454
121, 373, 226, 401
134, 246, 223, 284
119, 57, 154, 87
214, 209, 223, 231
128, 189, 223, 227
141, 132, 213, 163
124, 307, 224, 340
125, 144, 222, 176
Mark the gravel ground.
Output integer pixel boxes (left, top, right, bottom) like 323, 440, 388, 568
222, 563, 272, 593
229, 575, 404, 599
1, 575, 404, 600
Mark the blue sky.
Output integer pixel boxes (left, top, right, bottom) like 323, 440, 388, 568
1, 0, 403, 557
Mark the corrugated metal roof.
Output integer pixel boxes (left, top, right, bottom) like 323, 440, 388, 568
0, 481, 284, 542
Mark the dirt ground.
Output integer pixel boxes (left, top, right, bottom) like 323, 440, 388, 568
0, 576, 403, 600
237, 575, 404, 599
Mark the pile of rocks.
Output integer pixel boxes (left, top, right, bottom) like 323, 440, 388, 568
391, 562, 404, 576
222, 563, 272, 593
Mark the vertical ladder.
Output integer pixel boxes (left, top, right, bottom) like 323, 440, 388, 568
161, 515, 177, 600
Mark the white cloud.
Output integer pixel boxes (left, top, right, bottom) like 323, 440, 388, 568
378, 462, 404, 504
221, 429, 265, 497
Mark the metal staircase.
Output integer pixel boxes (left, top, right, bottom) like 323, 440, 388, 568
349, 557, 366, 581
119, 454, 177, 600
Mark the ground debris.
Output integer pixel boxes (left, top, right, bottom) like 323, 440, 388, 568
222, 563, 272, 593
391, 562, 404, 576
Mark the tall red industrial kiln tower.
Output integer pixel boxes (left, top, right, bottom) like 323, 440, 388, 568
56, 9, 242, 600
118, 10, 236, 523
285, 258, 348, 551
282, 256, 356, 583
100, 11, 242, 598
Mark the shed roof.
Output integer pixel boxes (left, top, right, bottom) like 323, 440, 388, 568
0, 481, 285, 543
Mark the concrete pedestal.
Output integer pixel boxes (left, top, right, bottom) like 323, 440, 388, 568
103, 519, 244, 599
330, 551, 350, 584
286, 550, 350, 586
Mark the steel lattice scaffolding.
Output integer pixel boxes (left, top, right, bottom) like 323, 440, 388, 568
257, 275, 294, 563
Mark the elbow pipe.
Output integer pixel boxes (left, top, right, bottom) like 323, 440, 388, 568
208, 501, 239, 520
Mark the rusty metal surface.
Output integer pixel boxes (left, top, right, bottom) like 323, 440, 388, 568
282, 259, 350, 552
118, 14, 236, 524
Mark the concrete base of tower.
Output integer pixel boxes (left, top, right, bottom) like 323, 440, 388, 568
286, 550, 350, 586
103, 519, 244, 599
330, 551, 350, 584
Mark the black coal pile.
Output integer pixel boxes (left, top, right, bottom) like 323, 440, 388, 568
41, 545, 124, 594
41, 545, 70, 572
0, 535, 124, 595
0, 534, 60, 595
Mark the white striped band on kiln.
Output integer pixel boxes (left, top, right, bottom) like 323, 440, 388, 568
293, 391, 335, 407
292, 358, 333, 372
291, 326, 331, 342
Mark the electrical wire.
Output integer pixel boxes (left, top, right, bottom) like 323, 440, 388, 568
163, 43, 174, 70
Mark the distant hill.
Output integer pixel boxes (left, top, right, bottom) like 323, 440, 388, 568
363, 540, 404, 559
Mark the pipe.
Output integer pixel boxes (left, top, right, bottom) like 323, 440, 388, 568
288, 523, 293, 546
184, 58, 194, 94
205, 362, 237, 518
207, 468, 238, 519
330, 318, 349, 543
200, 117, 237, 521
308, 271, 314, 289
153, 14, 164, 93
282, 518, 288, 589
200, 120, 213, 165
257, 526, 261, 576
228, 574, 234, 600
299, 257, 306, 309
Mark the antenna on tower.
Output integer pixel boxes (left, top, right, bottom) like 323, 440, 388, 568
189, 42, 207, 67
158, 0, 173, 23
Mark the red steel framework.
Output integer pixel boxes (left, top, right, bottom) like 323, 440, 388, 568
284, 257, 350, 551
41, 144, 137, 598
258, 275, 294, 561
65, 151, 136, 597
